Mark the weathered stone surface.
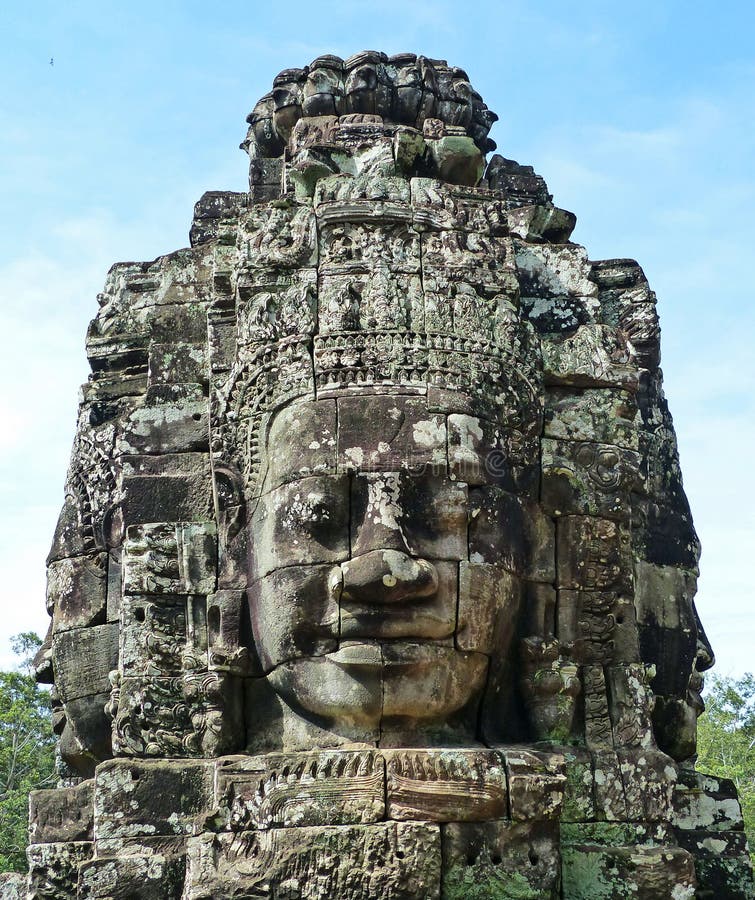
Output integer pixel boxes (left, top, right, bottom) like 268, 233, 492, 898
47, 555, 107, 632
93, 759, 213, 840
27, 841, 92, 900
556, 516, 632, 593
672, 769, 755, 897
0, 873, 25, 900
542, 324, 637, 390
442, 820, 561, 899
29, 781, 94, 844
673, 770, 746, 833
249, 564, 339, 670
384, 748, 507, 822
544, 387, 638, 451
52, 625, 118, 702
561, 839, 696, 900
31, 49, 749, 897
502, 748, 567, 821
112, 672, 244, 758
249, 475, 350, 578
215, 750, 384, 829
119, 453, 214, 524
541, 438, 640, 521
469, 486, 555, 581
457, 562, 521, 655
123, 523, 217, 595
183, 823, 441, 899
78, 850, 186, 899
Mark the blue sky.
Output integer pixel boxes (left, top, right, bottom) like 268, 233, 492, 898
1, 1, 753, 677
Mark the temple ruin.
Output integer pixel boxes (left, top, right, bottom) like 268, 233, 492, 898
10, 51, 754, 898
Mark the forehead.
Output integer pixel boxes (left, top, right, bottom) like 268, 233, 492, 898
258, 391, 523, 493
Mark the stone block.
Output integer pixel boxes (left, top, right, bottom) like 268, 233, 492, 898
78, 850, 186, 899
94, 758, 214, 840
673, 770, 745, 833
381, 643, 488, 726
542, 324, 637, 390
633, 560, 698, 631
607, 664, 656, 747
215, 750, 385, 829
675, 829, 754, 899
338, 395, 447, 473
117, 395, 209, 455
351, 472, 468, 561
148, 342, 207, 386
87, 835, 187, 859
29, 781, 94, 844
244, 673, 381, 753
120, 594, 206, 676
106, 551, 122, 623
544, 387, 638, 451
560, 747, 595, 822
120, 453, 214, 524
557, 590, 639, 666
0, 873, 25, 899
457, 562, 521, 655
469, 486, 555, 581
27, 841, 93, 900
47, 495, 89, 563
502, 748, 566, 821
340, 557, 457, 642
447, 413, 537, 491
52, 625, 118, 702
60, 692, 115, 772
618, 748, 678, 822
319, 221, 420, 275
47, 554, 107, 632
442, 820, 560, 900
411, 178, 508, 234
384, 748, 507, 821
507, 204, 576, 243
258, 399, 337, 491
561, 842, 696, 899
556, 516, 632, 593
250, 474, 350, 578
112, 672, 244, 759
183, 823, 441, 899
541, 439, 640, 521
207, 590, 252, 673
515, 242, 597, 300
123, 522, 217, 595
249, 564, 340, 671
591, 750, 628, 821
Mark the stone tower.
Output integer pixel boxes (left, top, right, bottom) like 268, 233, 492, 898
17, 52, 754, 898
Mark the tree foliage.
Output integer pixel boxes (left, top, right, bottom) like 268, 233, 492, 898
0, 633, 56, 873
696, 673, 755, 859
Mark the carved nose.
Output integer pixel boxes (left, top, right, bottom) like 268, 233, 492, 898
341, 550, 438, 605
694, 611, 715, 673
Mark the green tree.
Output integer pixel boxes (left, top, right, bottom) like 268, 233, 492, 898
0, 633, 56, 873
696, 673, 755, 860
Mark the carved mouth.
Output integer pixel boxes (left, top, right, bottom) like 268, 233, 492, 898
338, 603, 455, 641
687, 670, 705, 714
327, 640, 455, 669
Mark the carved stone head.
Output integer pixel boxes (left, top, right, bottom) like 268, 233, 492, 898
40, 53, 713, 777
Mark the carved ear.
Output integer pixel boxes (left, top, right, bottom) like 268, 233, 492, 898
101, 502, 124, 550
212, 463, 244, 519
212, 464, 245, 533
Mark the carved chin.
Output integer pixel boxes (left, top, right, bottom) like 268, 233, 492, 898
266, 642, 488, 729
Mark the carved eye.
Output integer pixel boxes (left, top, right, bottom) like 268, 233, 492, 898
284, 492, 334, 534
306, 496, 332, 525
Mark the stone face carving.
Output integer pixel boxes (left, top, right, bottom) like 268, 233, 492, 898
21, 50, 753, 900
